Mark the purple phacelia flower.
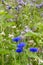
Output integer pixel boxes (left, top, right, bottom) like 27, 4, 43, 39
29, 48, 38, 52
2, 0, 4, 2
12, 36, 21, 42
15, 6, 19, 10
17, 42, 26, 48
15, 5, 22, 11
2, 0, 4, 4
16, 48, 23, 53
16, 0, 27, 5
39, 4, 43, 8
6, 5, 11, 9
36, 3, 43, 8
36, 4, 40, 8
17, 0, 24, 5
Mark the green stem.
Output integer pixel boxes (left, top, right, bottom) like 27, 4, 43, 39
2, 54, 4, 65
1, 25, 4, 65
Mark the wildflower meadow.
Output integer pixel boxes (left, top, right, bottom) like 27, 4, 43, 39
0, 0, 43, 65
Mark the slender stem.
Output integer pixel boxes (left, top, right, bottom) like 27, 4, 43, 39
2, 54, 4, 65
1, 25, 4, 65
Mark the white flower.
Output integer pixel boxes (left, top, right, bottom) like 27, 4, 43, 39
8, 34, 14, 38
16, 30, 19, 32
39, 59, 43, 63
0, 32, 5, 36
38, 58, 43, 64
3, 39, 6, 41
18, 5, 22, 8
12, 26, 16, 28
25, 28, 29, 32
20, 35, 25, 39
21, 31, 25, 35
25, 26, 33, 33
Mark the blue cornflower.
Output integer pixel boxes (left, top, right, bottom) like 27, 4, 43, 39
17, 42, 26, 48
16, 48, 23, 53
29, 48, 38, 52
12, 36, 21, 42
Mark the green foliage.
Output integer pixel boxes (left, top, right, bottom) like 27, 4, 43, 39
0, 0, 43, 65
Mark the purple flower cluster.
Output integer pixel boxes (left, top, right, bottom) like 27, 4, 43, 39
36, 3, 43, 8
16, 0, 27, 5
17, 0, 24, 5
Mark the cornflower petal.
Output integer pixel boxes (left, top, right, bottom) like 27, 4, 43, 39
29, 48, 38, 52
12, 36, 21, 42
16, 48, 23, 53
17, 42, 26, 48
